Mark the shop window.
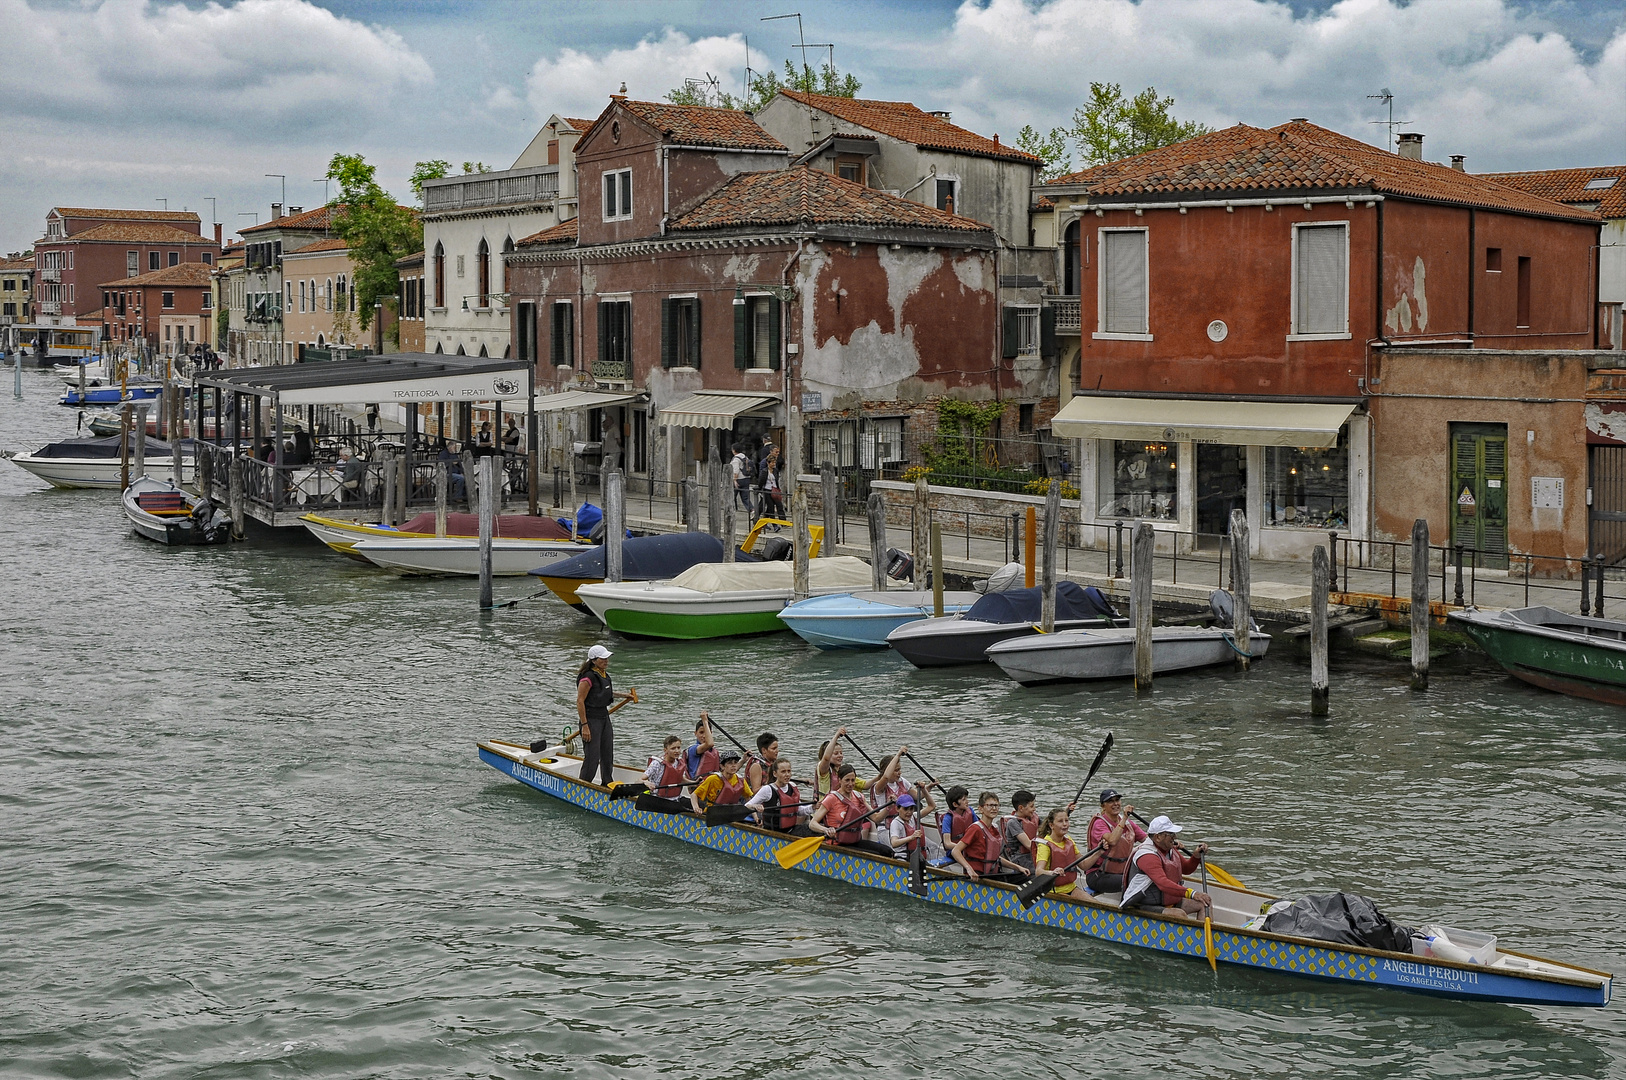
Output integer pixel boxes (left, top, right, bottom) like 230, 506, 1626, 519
1099, 440, 1177, 520
1264, 430, 1349, 530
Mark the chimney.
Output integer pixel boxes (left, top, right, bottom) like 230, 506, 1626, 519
214, 223, 223, 248
1450, 155, 1466, 172
1289, 117, 1309, 123
271, 202, 282, 220
930, 110, 951, 120
1397, 133, 1423, 160
288, 206, 303, 215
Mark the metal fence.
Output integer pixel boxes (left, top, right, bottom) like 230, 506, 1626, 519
1332, 535, 1618, 614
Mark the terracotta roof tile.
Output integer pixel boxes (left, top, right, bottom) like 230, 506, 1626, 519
562, 117, 598, 133
286, 237, 351, 254
616, 100, 786, 152
394, 250, 425, 267
1479, 165, 1626, 220
56, 222, 217, 245
1047, 122, 1599, 223
53, 207, 200, 225
240, 204, 341, 234
98, 262, 213, 288
0, 256, 34, 272
515, 218, 578, 246
777, 90, 1040, 165
668, 166, 991, 234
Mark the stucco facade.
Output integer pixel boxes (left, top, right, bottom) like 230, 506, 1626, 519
281, 240, 359, 353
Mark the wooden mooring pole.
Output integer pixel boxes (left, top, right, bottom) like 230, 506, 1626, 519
1311, 545, 1330, 716
931, 521, 944, 617
605, 469, 625, 581
722, 488, 736, 564
198, 442, 213, 503
684, 475, 699, 533
462, 448, 479, 517
228, 455, 245, 539
707, 442, 724, 539
913, 474, 930, 590
434, 460, 448, 537
1025, 505, 1037, 588
821, 465, 840, 555
1229, 510, 1252, 669
1041, 479, 1060, 632
170, 387, 183, 490
867, 491, 888, 591
1410, 518, 1430, 690
792, 486, 810, 601
1133, 520, 1154, 695
478, 454, 495, 610
119, 405, 131, 491
133, 404, 148, 481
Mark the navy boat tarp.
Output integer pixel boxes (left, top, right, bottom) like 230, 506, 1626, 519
962, 582, 1114, 625
529, 532, 758, 581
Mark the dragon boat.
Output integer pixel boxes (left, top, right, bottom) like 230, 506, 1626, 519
477, 738, 1612, 1008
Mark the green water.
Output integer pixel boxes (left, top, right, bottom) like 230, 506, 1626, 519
2, 371, 1623, 1078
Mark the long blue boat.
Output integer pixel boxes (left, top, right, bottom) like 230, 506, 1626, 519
59, 384, 163, 406
478, 738, 1611, 1008
778, 590, 983, 649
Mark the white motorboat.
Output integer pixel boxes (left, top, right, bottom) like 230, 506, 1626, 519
56, 361, 110, 386
5, 435, 195, 489
349, 536, 584, 576
121, 475, 231, 546
985, 624, 1270, 685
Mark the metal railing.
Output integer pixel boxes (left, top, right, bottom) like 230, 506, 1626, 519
1050, 296, 1080, 332
1331, 535, 1618, 614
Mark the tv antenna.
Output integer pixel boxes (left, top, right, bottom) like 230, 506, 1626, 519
205, 197, 218, 226
763, 12, 810, 67
1367, 89, 1409, 152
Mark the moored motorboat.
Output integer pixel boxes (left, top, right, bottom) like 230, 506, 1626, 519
5, 435, 195, 489
1448, 606, 1626, 705
886, 582, 1124, 667
778, 590, 982, 649
576, 556, 873, 639
299, 511, 578, 560
476, 738, 1612, 1007
986, 624, 1270, 685
60, 383, 163, 407
121, 475, 231, 545
529, 532, 758, 612
351, 536, 583, 576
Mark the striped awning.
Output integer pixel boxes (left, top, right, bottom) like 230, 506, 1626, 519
661, 392, 779, 429
1052, 396, 1357, 448
533, 389, 640, 412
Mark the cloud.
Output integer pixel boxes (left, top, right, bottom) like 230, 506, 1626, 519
0, 0, 432, 133
523, 28, 760, 119
928, 0, 1625, 172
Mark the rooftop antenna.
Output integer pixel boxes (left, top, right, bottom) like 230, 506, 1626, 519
763, 12, 810, 69
744, 33, 754, 103
237, 211, 259, 226
156, 198, 168, 210
313, 176, 331, 204
265, 173, 286, 210
1366, 89, 1409, 152
205, 197, 218, 227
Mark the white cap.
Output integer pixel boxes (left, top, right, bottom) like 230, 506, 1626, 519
587, 644, 613, 660
1146, 815, 1182, 835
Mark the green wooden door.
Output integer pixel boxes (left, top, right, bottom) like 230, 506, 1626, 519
1450, 423, 1509, 569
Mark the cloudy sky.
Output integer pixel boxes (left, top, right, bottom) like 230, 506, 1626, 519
1, 0, 1621, 255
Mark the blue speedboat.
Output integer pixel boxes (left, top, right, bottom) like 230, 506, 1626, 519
780, 590, 982, 650
59, 384, 163, 406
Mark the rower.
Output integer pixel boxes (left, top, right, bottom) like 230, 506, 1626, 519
744, 732, 781, 791
809, 764, 894, 857
887, 793, 927, 856
1001, 789, 1041, 875
744, 758, 811, 835
643, 735, 694, 805
690, 752, 751, 814
1084, 789, 1146, 895
814, 726, 869, 798
1121, 815, 1212, 920
1032, 807, 1098, 896
870, 748, 934, 828
951, 792, 1027, 883
934, 786, 974, 866
686, 711, 721, 779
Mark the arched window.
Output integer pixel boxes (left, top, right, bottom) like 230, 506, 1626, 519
502, 237, 515, 299
456, 344, 466, 355
1063, 220, 1080, 296
433, 242, 445, 308
477, 238, 490, 308
325, 278, 333, 312
317, 333, 325, 347
478, 343, 488, 357
435, 341, 444, 354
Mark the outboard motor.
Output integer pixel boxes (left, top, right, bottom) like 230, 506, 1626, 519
978, 561, 1025, 595
885, 547, 914, 582
1209, 589, 1259, 631
756, 535, 793, 561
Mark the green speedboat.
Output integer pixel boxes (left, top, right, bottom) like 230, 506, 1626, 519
1449, 606, 1626, 706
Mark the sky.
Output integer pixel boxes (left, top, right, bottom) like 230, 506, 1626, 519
0, 0, 1622, 256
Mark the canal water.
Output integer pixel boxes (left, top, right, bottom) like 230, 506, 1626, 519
3, 371, 1623, 1078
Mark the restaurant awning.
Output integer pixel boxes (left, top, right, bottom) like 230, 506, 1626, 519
196, 353, 529, 407
1051, 396, 1358, 448
661, 391, 780, 429
533, 389, 642, 412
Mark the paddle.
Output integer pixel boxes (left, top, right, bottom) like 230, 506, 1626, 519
774, 803, 892, 870
902, 749, 944, 792
1016, 841, 1107, 908
839, 730, 881, 772
1201, 856, 1217, 973
704, 803, 756, 827
1068, 732, 1115, 808
705, 716, 755, 760
1128, 811, 1246, 890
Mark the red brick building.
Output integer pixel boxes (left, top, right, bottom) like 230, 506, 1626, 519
1040, 122, 1602, 564
99, 262, 215, 351
508, 97, 1010, 488
34, 207, 217, 328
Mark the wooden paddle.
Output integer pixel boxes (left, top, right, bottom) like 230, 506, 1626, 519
773, 803, 891, 869
1069, 732, 1115, 807
1201, 856, 1217, 972
1129, 811, 1246, 889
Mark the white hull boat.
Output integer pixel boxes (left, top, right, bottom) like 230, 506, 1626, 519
986, 625, 1271, 685
121, 475, 230, 546
349, 537, 584, 576
5, 436, 194, 489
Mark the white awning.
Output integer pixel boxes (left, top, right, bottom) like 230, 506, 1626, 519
278, 371, 528, 406
1051, 396, 1357, 448
661, 391, 779, 429
533, 389, 641, 412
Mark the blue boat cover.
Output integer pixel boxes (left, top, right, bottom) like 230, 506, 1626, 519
30, 435, 176, 459
963, 581, 1113, 624
529, 531, 759, 580
561, 502, 603, 535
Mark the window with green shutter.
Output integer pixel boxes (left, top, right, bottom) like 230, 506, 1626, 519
662, 297, 701, 368
735, 295, 780, 370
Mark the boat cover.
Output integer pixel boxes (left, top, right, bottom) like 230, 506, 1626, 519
963, 582, 1113, 625
1261, 893, 1414, 952
562, 503, 603, 536
530, 532, 756, 581
29, 435, 176, 458
398, 512, 572, 539
668, 556, 873, 593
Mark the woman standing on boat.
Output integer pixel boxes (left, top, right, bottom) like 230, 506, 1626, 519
576, 644, 634, 786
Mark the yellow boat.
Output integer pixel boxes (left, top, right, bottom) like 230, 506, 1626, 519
300, 511, 583, 561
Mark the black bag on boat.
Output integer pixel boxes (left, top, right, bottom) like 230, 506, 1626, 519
1261, 892, 1413, 952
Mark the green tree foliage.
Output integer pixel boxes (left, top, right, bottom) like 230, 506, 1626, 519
325, 153, 421, 331
409, 159, 450, 202
1071, 82, 1211, 167
461, 161, 491, 174
1015, 124, 1072, 178
665, 59, 860, 112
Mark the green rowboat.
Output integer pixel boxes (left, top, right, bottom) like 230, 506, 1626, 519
1449, 606, 1626, 706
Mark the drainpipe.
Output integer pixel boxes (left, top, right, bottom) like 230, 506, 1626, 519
1467, 208, 1475, 343
1595, 234, 1604, 350
660, 147, 670, 236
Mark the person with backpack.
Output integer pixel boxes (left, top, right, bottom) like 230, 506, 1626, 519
730, 445, 753, 511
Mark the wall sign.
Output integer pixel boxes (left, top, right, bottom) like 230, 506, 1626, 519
801, 392, 823, 412
1531, 477, 1564, 510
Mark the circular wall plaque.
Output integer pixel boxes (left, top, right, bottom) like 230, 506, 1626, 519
1207, 319, 1228, 342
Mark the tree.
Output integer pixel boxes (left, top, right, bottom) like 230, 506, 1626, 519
1071, 82, 1211, 167
461, 161, 491, 174
665, 59, 860, 112
409, 159, 450, 203
1016, 124, 1072, 178
325, 152, 421, 331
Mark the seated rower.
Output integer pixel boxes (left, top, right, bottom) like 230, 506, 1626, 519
1121, 815, 1212, 920
743, 731, 781, 791
1001, 789, 1041, 876
814, 726, 869, 798
951, 792, 1028, 883
1085, 789, 1146, 895
745, 758, 812, 835
887, 793, 928, 857
870, 748, 935, 830
934, 785, 975, 866
809, 764, 894, 857
643, 735, 694, 806
690, 752, 751, 814
686, 711, 721, 779
1032, 807, 1100, 896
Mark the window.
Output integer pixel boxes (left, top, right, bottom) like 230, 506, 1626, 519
551, 301, 575, 366
1265, 429, 1349, 529
836, 158, 865, 184
168, 252, 179, 267
516, 301, 537, 363
161, 291, 174, 309
1063, 220, 1081, 295
66, 251, 73, 269
860, 417, 905, 470
299, 280, 307, 313
149, 251, 160, 271
935, 178, 957, 215
812, 421, 856, 467
735, 294, 780, 369
603, 169, 632, 221
1485, 247, 1502, 272
1099, 440, 1178, 520
202, 293, 212, 310
1012, 306, 1040, 355
67, 283, 73, 304
502, 237, 514, 299
325, 278, 333, 312
1097, 228, 1149, 338
632, 409, 648, 473
286, 282, 293, 311
1291, 222, 1348, 338
597, 300, 630, 371
1584, 176, 1618, 191
662, 297, 701, 368
1019, 403, 1035, 434
416, 278, 423, 317
434, 243, 445, 307
477, 238, 490, 307
202, 252, 213, 265
1517, 256, 1531, 328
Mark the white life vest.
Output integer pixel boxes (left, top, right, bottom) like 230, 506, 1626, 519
1120, 837, 1163, 908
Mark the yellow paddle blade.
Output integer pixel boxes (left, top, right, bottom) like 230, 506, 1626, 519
1204, 916, 1217, 973
1205, 861, 1245, 890
774, 833, 826, 869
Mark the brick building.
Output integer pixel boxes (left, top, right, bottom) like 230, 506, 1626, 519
395, 250, 425, 353
33, 207, 216, 328
99, 262, 214, 351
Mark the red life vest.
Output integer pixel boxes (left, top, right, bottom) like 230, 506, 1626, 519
765, 783, 802, 831
1037, 835, 1081, 887
692, 744, 721, 778
713, 776, 747, 806
892, 814, 924, 854
947, 807, 975, 844
824, 791, 870, 846
960, 818, 1003, 875
1091, 812, 1137, 875
650, 756, 687, 799
872, 779, 910, 824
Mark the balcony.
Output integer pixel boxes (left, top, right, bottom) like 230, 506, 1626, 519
39, 301, 61, 315
41, 268, 61, 283
423, 165, 561, 214
1050, 297, 1080, 334
590, 358, 628, 381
